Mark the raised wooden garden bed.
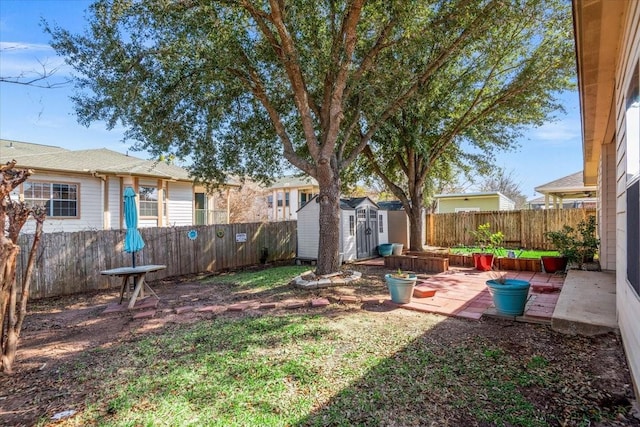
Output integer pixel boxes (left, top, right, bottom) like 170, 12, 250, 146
405, 251, 542, 272
384, 254, 449, 273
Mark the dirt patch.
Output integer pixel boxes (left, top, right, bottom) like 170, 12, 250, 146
0, 264, 638, 426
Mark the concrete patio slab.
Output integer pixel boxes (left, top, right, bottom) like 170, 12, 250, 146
551, 270, 617, 336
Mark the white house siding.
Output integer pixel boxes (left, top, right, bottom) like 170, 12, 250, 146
498, 194, 516, 210
341, 209, 357, 261
166, 182, 194, 227
18, 172, 104, 234
599, 141, 617, 271
296, 199, 320, 259
107, 176, 122, 229
614, 1, 640, 395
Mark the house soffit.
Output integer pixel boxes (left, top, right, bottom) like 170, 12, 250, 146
573, 0, 626, 186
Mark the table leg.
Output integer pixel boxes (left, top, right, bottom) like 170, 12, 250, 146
119, 275, 130, 304
128, 273, 146, 309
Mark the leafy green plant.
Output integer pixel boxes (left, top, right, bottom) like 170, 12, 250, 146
577, 215, 599, 262
470, 223, 504, 254
545, 215, 599, 265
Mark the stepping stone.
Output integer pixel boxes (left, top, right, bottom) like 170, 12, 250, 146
311, 298, 330, 307
259, 302, 278, 309
194, 305, 226, 314
175, 306, 195, 314
228, 303, 250, 312
284, 301, 307, 309
132, 310, 156, 319
361, 297, 383, 304
339, 295, 358, 303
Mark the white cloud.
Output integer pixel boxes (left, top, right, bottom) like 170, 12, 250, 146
530, 119, 582, 144
0, 41, 54, 52
0, 42, 70, 78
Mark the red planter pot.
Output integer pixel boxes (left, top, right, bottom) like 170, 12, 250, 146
541, 256, 568, 273
473, 253, 494, 271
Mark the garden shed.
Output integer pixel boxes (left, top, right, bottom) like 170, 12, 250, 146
296, 196, 388, 263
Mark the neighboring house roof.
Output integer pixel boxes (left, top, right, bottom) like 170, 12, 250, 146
1, 139, 239, 186
528, 196, 597, 206
533, 171, 597, 198
1, 139, 191, 181
266, 175, 319, 189
434, 191, 511, 200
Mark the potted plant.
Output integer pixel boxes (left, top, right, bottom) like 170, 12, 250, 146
543, 225, 579, 273
470, 223, 504, 271
384, 269, 418, 304
485, 271, 531, 317
543, 216, 599, 273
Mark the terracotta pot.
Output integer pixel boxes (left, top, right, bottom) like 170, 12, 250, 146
473, 253, 494, 271
541, 256, 567, 273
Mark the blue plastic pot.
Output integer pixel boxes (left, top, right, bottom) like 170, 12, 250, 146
385, 273, 418, 304
378, 243, 394, 257
485, 279, 531, 316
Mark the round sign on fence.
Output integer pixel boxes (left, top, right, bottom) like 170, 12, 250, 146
187, 230, 198, 240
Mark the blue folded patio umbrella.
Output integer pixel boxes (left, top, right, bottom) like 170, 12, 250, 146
123, 186, 145, 268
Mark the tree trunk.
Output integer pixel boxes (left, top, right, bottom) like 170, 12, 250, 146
407, 202, 425, 252
315, 161, 341, 275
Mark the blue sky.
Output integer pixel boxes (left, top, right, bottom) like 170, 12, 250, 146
0, 0, 585, 200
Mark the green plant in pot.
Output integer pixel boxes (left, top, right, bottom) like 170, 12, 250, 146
470, 223, 504, 271
543, 215, 599, 273
385, 269, 418, 304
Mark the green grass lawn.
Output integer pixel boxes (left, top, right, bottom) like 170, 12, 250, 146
449, 247, 559, 258
38, 266, 628, 426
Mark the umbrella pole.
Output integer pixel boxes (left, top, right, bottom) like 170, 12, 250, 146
132, 252, 136, 268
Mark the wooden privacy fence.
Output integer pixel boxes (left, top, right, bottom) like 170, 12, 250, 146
17, 221, 297, 299
426, 208, 597, 250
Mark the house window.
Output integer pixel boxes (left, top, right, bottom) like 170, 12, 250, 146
139, 185, 159, 217
23, 181, 78, 217
277, 192, 284, 207
267, 195, 273, 209
349, 215, 355, 236
626, 63, 640, 294
379, 214, 384, 233
285, 192, 290, 207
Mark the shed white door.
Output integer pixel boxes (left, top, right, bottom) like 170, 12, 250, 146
356, 207, 378, 258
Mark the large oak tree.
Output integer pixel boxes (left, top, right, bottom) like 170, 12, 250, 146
49, 0, 529, 274
357, 0, 574, 250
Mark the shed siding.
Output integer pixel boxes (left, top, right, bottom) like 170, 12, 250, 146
341, 210, 357, 261
614, 0, 640, 394
387, 210, 410, 247
378, 210, 389, 246
296, 200, 320, 259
